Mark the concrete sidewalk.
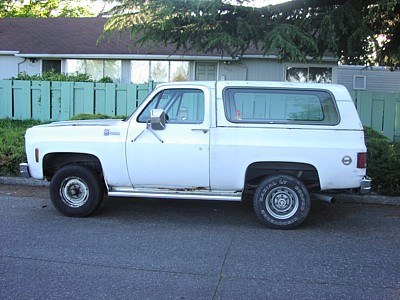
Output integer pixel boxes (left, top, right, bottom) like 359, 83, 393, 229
1, 176, 399, 206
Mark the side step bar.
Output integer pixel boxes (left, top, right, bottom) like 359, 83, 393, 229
108, 188, 242, 202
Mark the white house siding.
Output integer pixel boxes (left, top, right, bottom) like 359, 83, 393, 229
218, 59, 284, 81
338, 66, 400, 92
17, 59, 41, 77
218, 59, 338, 83
0, 55, 25, 79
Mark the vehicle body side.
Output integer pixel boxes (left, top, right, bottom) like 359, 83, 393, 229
24, 81, 367, 196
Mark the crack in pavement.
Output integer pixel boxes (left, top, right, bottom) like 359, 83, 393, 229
1, 254, 215, 279
212, 224, 240, 300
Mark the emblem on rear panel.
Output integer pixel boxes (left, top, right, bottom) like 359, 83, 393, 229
342, 156, 352, 165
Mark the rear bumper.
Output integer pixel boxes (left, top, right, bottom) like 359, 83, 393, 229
19, 163, 31, 178
359, 176, 372, 194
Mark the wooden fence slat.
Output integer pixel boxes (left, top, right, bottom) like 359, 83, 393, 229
60, 82, 73, 121
359, 91, 373, 127
382, 92, 396, 140
12, 80, 31, 120
31, 81, 51, 122
51, 81, 62, 121
371, 91, 386, 132
105, 83, 116, 116
84, 82, 95, 114
127, 83, 137, 115
0, 80, 12, 119
94, 83, 106, 115
116, 84, 128, 116
137, 82, 152, 105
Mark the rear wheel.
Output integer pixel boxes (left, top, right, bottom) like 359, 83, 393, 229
253, 175, 310, 229
50, 164, 104, 217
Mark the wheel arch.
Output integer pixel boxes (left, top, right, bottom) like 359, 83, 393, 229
43, 152, 103, 180
244, 161, 320, 191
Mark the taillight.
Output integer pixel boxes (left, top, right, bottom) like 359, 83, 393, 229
35, 148, 39, 163
357, 152, 367, 169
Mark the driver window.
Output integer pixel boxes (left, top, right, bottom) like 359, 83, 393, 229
138, 89, 204, 124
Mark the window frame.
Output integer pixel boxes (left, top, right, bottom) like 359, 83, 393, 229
222, 87, 340, 126
137, 88, 205, 125
284, 64, 334, 83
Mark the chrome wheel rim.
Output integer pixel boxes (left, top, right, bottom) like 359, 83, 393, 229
265, 187, 299, 219
60, 177, 89, 208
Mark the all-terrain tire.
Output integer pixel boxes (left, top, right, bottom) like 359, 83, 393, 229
253, 175, 310, 229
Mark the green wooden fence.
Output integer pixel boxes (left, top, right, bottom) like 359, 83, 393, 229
350, 90, 400, 142
0, 80, 399, 141
0, 80, 157, 122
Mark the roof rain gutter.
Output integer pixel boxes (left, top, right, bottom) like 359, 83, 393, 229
14, 53, 237, 61
13, 53, 338, 62
0, 51, 20, 55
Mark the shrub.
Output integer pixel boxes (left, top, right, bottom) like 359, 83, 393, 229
10, 70, 113, 83
364, 127, 400, 196
0, 119, 41, 176
71, 114, 125, 120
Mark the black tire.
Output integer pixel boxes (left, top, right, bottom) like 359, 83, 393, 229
50, 164, 104, 217
253, 175, 310, 229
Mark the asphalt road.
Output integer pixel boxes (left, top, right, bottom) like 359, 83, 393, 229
1, 185, 399, 299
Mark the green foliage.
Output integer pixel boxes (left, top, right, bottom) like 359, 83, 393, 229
96, 76, 114, 83
364, 127, 400, 196
11, 71, 113, 83
71, 114, 125, 120
0, 119, 41, 176
103, 0, 400, 68
0, 0, 94, 18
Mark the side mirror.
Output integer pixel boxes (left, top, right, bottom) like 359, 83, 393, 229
150, 109, 166, 130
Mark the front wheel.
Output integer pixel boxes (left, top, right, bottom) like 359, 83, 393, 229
50, 164, 104, 217
253, 175, 310, 229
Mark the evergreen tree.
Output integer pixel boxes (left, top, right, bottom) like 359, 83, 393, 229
103, 0, 400, 68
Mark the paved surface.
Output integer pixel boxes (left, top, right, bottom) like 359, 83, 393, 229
1, 185, 400, 299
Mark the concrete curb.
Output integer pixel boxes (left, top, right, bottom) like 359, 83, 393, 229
1, 176, 399, 206
332, 193, 400, 206
0, 176, 50, 187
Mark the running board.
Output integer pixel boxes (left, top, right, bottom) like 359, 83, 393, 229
108, 188, 242, 202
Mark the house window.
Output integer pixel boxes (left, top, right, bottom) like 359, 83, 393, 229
353, 75, 367, 90
286, 66, 332, 83
65, 59, 122, 82
151, 61, 169, 82
42, 60, 61, 73
170, 61, 189, 81
130, 60, 189, 84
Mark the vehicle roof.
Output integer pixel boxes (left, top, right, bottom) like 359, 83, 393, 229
156, 81, 352, 100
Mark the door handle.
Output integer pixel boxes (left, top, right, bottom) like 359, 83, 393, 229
191, 128, 209, 134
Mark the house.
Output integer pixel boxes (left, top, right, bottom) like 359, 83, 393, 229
0, 18, 339, 84
338, 65, 400, 93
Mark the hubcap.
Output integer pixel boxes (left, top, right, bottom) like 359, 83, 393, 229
60, 177, 89, 208
265, 187, 299, 219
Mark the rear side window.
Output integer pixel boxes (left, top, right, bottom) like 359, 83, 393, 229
223, 88, 339, 125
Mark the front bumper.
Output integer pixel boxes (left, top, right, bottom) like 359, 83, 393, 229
19, 163, 31, 178
360, 176, 372, 194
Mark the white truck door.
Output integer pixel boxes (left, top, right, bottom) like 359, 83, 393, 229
126, 87, 210, 189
